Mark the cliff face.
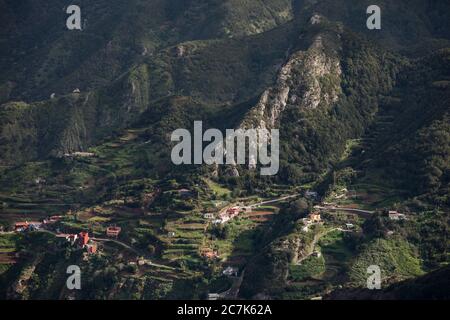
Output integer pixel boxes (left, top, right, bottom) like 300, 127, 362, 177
212, 20, 343, 177
240, 22, 342, 131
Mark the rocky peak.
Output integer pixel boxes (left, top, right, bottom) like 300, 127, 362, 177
239, 27, 342, 132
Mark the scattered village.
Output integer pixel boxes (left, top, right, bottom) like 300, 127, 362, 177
9, 215, 123, 257
1, 182, 410, 300
6, 187, 407, 255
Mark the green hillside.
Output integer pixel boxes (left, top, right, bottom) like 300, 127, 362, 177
0, 0, 448, 300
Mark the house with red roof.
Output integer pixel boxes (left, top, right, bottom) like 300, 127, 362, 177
14, 222, 29, 231
14, 221, 42, 232
106, 226, 121, 238
79, 232, 90, 247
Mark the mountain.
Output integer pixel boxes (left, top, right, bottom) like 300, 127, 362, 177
0, 0, 448, 300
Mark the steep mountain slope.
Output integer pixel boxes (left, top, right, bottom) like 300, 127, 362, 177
0, 0, 295, 103
356, 49, 450, 206
0, 20, 297, 165
294, 0, 450, 54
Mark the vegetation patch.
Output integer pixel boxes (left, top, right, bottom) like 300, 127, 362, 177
289, 255, 326, 281
349, 238, 424, 286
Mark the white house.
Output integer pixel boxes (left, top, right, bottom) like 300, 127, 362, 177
208, 293, 220, 300
388, 211, 407, 220
222, 266, 239, 277
203, 213, 214, 219
305, 190, 319, 199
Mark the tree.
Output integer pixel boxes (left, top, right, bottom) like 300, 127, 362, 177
289, 199, 309, 218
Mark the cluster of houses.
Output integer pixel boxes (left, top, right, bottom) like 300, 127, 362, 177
55, 224, 121, 255
56, 231, 97, 254
14, 215, 64, 232
14, 217, 97, 254
13, 214, 125, 255
301, 212, 322, 232
206, 203, 264, 225
213, 207, 241, 224
14, 221, 42, 232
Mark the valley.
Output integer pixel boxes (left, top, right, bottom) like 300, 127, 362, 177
0, 0, 448, 300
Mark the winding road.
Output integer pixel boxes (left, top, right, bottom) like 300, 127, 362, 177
249, 194, 302, 208
314, 205, 374, 218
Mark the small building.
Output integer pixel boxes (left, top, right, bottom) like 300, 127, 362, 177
14, 222, 29, 231
79, 232, 90, 247
106, 226, 122, 238
34, 177, 46, 185
216, 207, 241, 224
208, 293, 220, 301
222, 266, 239, 277
177, 189, 194, 199
203, 213, 214, 219
73, 88, 81, 94
137, 259, 146, 266
201, 249, 219, 260
167, 231, 176, 237
86, 243, 97, 254
174, 45, 185, 58
63, 152, 96, 158
67, 234, 79, 245
220, 216, 231, 223
305, 190, 319, 199
345, 223, 355, 230
308, 212, 321, 223
46, 215, 63, 224
388, 211, 407, 221
226, 207, 240, 216
14, 221, 41, 232
241, 206, 252, 213
28, 222, 42, 231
